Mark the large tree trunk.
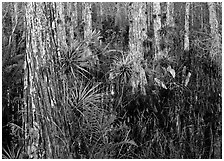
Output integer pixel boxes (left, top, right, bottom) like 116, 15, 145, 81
25, 3, 74, 158
153, 2, 162, 59
25, 3, 51, 158
184, 2, 190, 51
128, 2, 148, 95
25, 2, 97, 158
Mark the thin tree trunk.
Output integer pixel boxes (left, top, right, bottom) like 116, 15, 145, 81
96, 2, 103, 32
190, 3, 194, 31
115, 2, 127, 32
9, 2, 19, 135
165, 2, 175, 54
83, 2, 92, 39
95, 2, 103, 46
200, 3, 204, 29
184, 2, 190, 51
115, 2, 128, 49
147, 2, 153, 30
208, 2, 221, 67
153, 2, 162, 59
56, 2, 67, 49
146, 2, 151, 31
166, 2, 175, 27
67, 2, 78, 41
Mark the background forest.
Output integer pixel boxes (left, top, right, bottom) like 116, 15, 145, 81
2, 2, 222, 159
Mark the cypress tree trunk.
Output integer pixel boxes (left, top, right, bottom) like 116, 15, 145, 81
56, 2, 68, 49
93, 2, 103, 46
115, 2, 127, 32
25, 2, 74, 158
166, 2, 175, 27
146, 2, 153, 30
83, 2, 92, 39
25, 2, 52, 158
184, 2, 190, 51
115, 2, 128, 49
208, 2, 221, 68
153, 2, 162, 59
67, 2, 78, 41
164, 2, 175, 55
128, 2, 147, 95
200, 3, 204, 29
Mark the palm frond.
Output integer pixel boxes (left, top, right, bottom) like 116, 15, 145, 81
60, 30, 101, 80
110, 53, 133, 84
69, 81, 103, 111
2, 145, 23, 159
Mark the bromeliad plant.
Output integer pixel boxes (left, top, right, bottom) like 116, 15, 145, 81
60, 30, 101, 81
109, 52, 133, 85
107, 52, 131, 109
108, 52, 138, 112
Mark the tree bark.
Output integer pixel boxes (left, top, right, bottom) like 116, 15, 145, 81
164, 2, 175, 54
53, 2, 67, 57
146, 2, 151, 31
25, 3, 48, 158
83, 2, 92, 39
200, 3, 204, 29
115, 2, 127, 33
67, 2, 78, 41
208, 2, 221, 67
166, 2, 175, 27
184, 2, 190, 51
97, 2, 103, 31
25, 2, 64, 158
153, 2, 162, 59
128, 2, 148, 95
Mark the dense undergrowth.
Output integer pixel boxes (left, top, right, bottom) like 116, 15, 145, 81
2, 2, 221, 159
